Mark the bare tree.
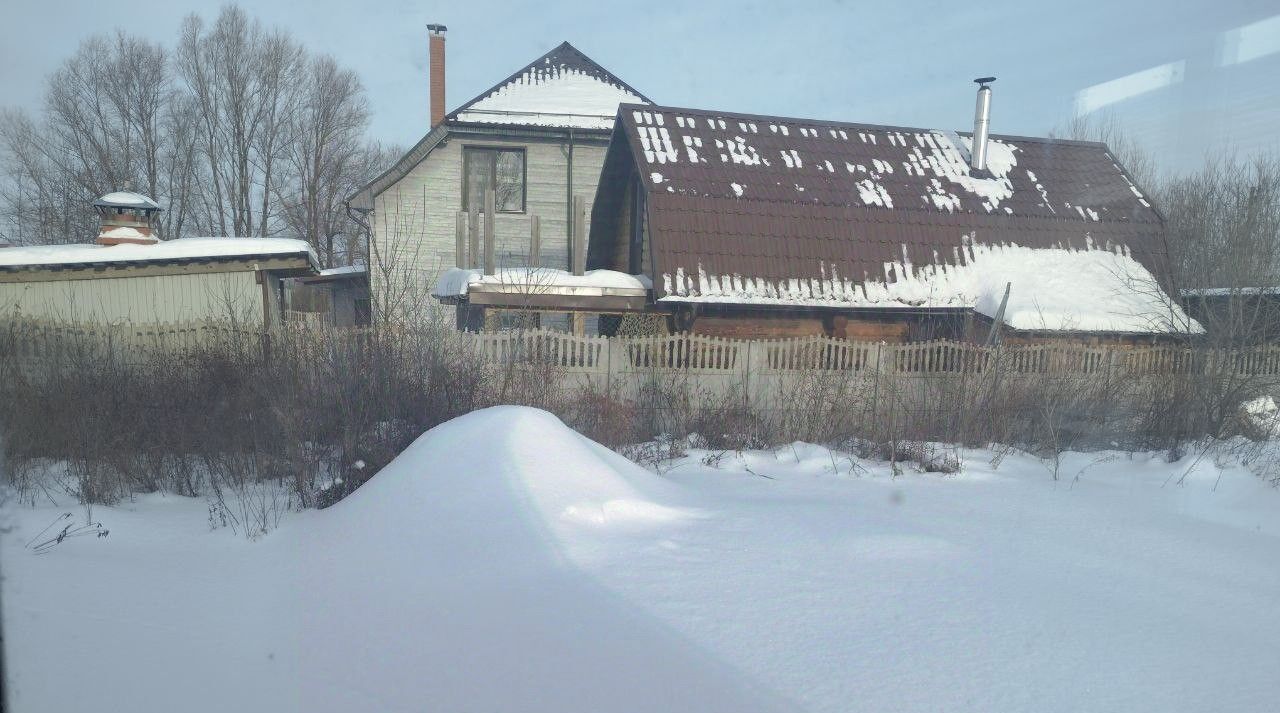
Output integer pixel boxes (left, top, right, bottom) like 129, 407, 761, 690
277, 56, 371, 267
0, 32, 187, 242
175, 6, 306, 237
1057, 112, 1159, 192
0, 4, 383, 251
1161, 154, 1280, 295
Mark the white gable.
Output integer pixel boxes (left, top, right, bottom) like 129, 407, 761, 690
454, 66, 646, 130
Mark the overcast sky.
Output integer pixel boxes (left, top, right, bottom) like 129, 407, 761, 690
3, 1, 1278, 176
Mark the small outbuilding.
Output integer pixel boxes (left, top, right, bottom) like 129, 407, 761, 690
286, 266, 371, 327
0, 192, 319, 327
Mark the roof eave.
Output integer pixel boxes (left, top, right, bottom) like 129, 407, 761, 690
0, 251, 318, 275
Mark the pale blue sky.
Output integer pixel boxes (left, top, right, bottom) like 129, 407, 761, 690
4, 1, 1278, 175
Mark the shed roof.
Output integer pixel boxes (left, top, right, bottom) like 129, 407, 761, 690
0, 237, 319, 272
590, 103, 1193, 334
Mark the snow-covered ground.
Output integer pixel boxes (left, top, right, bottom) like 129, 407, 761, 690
3, 407, 1278, 712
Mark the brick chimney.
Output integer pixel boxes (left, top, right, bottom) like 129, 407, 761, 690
428, 24, 447, 127
93, 192, 162, 246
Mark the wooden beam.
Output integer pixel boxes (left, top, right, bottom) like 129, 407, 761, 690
483, 188, 496, 275
467, 200, 480, 270
455, 211, 467, 268
464, 291, 650, 312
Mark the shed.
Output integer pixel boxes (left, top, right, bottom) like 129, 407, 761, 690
287, 266, 371, 327
0, 232, 318, 328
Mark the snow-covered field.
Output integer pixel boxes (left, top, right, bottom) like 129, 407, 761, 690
3, 407, 1279, 712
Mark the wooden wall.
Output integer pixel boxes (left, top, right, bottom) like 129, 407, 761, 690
371, 133, 609, 306
0, 270, 266, 324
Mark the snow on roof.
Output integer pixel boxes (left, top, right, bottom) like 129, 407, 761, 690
98, 226, 155, 241
0, 237, 318, 270
94, 191, 162, 210
318, 265, 366, 277
455, 69, 647, 130
661, 240, 1201, 334
1180, 287, 1280, 297
623, 107, 1145, 221
435, 267, 652, 298
450, 42, 650, 130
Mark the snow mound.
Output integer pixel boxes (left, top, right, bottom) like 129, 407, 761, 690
5, 409, 1280, 713
276, 406, 766, 712
1243, 396, 1280, 437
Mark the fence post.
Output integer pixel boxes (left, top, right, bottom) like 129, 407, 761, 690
871, 341, 883, 423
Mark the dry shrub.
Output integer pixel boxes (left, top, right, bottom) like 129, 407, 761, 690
564, 381, 648, 449
0, 316, 503, 517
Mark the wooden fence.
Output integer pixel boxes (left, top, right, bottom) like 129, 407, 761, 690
5, 319, 1280, 379
5, 319, 1279, 445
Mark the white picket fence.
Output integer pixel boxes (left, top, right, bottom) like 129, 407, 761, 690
6, 319, 1280, 387
464, 329, 1280, 377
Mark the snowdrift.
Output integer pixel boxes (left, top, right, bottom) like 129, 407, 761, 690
268, 406, 781, 713
4, 407, 1279, 713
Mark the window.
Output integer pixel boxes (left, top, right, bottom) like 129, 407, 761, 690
463, 147, 525, 213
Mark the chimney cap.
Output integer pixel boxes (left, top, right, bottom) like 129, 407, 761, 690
973, 76, 997, 86
427, 23, 447, 34
94, 191, 162, 211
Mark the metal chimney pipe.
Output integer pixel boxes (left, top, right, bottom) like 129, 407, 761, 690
971, 76, 996, 172
427, 24, 447, 128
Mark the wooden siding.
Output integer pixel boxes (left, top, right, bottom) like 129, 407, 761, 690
0, 271, 264, 324
370, 134, 608, 303
691, 315, 828, 339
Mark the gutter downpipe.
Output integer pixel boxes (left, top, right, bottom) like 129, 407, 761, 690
565, 128, 575, 271
344, 200, 373, 270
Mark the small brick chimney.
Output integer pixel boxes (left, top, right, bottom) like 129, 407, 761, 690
93, 192, 162, 246
428, 24, 447, 128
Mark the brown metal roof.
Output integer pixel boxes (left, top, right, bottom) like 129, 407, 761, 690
589, 103, 1171, 305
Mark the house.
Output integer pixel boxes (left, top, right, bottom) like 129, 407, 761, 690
347, 25, 652, 328
0, 192, 319, 327
444, 81, 1200, 343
